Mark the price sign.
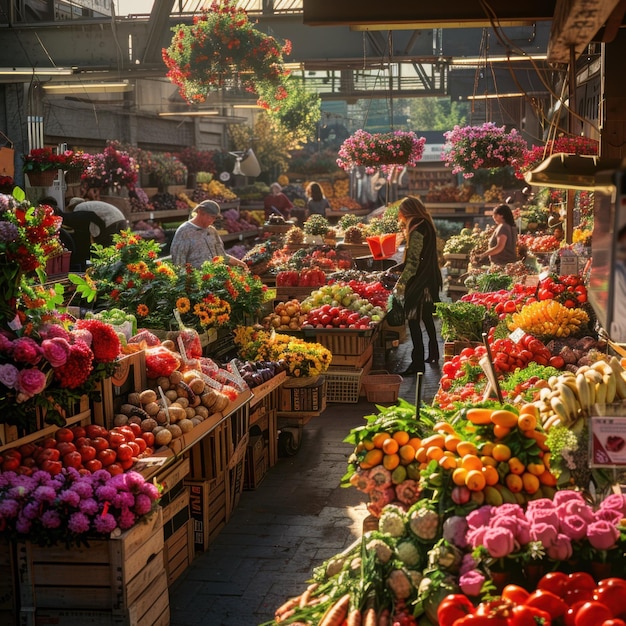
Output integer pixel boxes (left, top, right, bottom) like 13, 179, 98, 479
560, 255, 578, 275
589, 413, 626, 467
509, 327, 526, 344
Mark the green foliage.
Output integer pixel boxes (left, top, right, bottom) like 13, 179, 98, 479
408, 97, 469, 131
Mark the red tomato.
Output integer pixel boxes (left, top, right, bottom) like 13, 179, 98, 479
594, 582, 626, 617
509, 605, 551, 626
97, 448, 117, 467
70, 425, 86, 439
119, 457, 134, 470
85, 424, 107, 439
2, 455, 21, 472
116, 444, 133, 462
501, 584, 530, 606
85, 459, 103, 473
56, 441, 76, 457
602, 621, 626, 626
126, 441, 141, 457
78, 445, 97, 463
504, 300, 517, 313
564, 599, 588, 625
117, 426, 136, 441
63, 451, 83, 470
564, 572, 597, 595
74, 436, 89, 448
41, 437, 57, 449
574, 601, 613, 626
41, 459, 63, 475
437, 594, 475, 626
107, 463, 124, 476
38, 448, 61, 462
141, 432, 155, 448
564, 586, 595, 606
18, 442, 36, 457
538, 571, 569, 596
128, 422, 143, 438
55, 427, 74, 443
90, 437, 109, 452
526, 589, 568, 619
107, 432, 126, 449
133, 438, 146, 454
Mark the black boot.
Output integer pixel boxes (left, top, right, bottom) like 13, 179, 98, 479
426, 340, 440, 364
399, 362, 425, 376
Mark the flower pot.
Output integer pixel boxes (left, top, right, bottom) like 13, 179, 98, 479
64, 169, 83, 186
26, 170, 57, 187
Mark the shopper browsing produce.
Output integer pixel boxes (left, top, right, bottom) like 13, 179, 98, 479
264, 182, 293, 221
476, 203, 518, 266
169, 199, 248, 270
392, 195, 442, 375
305, 181, 331, 217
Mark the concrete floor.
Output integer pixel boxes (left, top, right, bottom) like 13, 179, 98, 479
169, 330, 443, 626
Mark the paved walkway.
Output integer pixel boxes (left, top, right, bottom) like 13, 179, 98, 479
170, 333, 442, 626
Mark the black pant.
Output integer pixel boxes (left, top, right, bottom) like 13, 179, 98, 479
407, 300, 439, 367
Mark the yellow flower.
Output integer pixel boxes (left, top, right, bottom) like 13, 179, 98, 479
176, 297, 191, 313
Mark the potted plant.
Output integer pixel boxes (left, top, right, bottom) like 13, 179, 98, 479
81, 142, 138, 193
162, 0, 292, 106
442, 122, 527, 179
337, 129, 426, 173
22, 147, 67, 187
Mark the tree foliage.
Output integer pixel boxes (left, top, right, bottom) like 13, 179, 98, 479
408, 97, 470, 131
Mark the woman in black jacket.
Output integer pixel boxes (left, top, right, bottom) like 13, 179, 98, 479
393, 196, 442, 375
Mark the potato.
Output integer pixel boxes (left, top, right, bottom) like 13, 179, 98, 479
182, 370, 199, 384
201, 390, 217, 410
185, 407, 196, 420
127, 392, 141, 406
188, 378, 205, 395
165, 389, 178, 402
167, 423, 183, 439
191, 417, 203, 427
194, 406, 209, 420
140, 418, 158, 432
154, 428, 173, 446
156, 376, 170, 391
128, 415, 142, 426
175, 396, 189, 409
144, 401, 160, 416
155, 409, 169, 425
140, 389, 158, 405
169, 370, 183, 385
213, 393, 230, 413
168, 405, 186, 423
178, 418, 194, 434
113, 414, 128, 427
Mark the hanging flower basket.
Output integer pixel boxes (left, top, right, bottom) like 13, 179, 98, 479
337, 129, 426, 174
162, 0, 292, 105
26, 170, 57, 187
442, 122, 527, 179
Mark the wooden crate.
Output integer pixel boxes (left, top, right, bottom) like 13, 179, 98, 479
244, 434, 269, 490
162, 490, 193, 586
92, 351, 147, 429
227, 432, 249, 517
154, 457, 190, 500
309, 328, 374, 356
16, 508, 169, 626
329, 342, 373, 368
0, 537, 16, 626
187, 418, 231, 481
250, 407, 278, 468
186, 476, 228, 552
280, 376, 327, 412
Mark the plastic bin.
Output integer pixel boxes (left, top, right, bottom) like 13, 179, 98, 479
361, 371, 402, 404
366, 234, 397, 260
325, 368, 363, 403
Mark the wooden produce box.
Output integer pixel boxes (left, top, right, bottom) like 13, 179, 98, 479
187, 418, 231, 481
250, 406, 278, 468
305, 326, 375, 356
280, 376, 327, 413
0, 537, 16, 626
92, 351, 147, 429
16, 508, 169, 626
329, 342, 373, 368
227, 432, 249, 516
249, 370, 286, 409
244, 434, 269, 490
162, 489, 193, 586
186, 476, 228, 552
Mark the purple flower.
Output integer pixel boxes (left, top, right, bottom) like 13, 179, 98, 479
42, 324, 71, 342
134, 493, 153, 516
140, 482, 160, 500
12, 336, 42, 365
68, 512, 91, 534
460, 553, 478, 575
113, 491, 135, 509
587, 520, 620, 551
483, 527, 516, 559
530, 522, 558, 548
599, 494, 626, 516
22, 501, 40, 520
560, 514, 588, 541
0, 498, 19, 518
526, 499, 556, 513
79, 498, 99, 516
466, 505, 493, 529
16, 367, 47, 398
546, 534, 573, 561
41, 337, 71, 368
118, 508, 136, 530
497, 516, 531, 546
0, 332, 14, 352
93, 512, 117, 534
59, 489, 81, 507
16, 516, 32, 534
459, 569, 486, 596
0, 363, 19, 388
95, 484, 117, 501
122, 471, 144, 491
33, 485, 57, 504
41, 510, 62, 529
70, 480, 93, 499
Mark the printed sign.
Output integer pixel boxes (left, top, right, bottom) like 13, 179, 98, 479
589, 415, 626, 467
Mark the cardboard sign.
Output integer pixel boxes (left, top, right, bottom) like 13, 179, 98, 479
589, 414, 626, 467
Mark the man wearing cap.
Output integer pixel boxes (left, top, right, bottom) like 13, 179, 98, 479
169, 199, 248, 270
66, 196, 129, 247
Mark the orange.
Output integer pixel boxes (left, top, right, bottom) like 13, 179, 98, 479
398, 445, 416, 465
372, 432, 390, 448
415, 447, 427, 464
522, 472, 540, 494
542, 452, 552, 469
517, 413, 537, 432
481, 465, 499, 486
362, 439, 375, 451
439, 455, 457, 470
426, 446, 445, 461
526, 461, 546, 476
481, 455, 498, 467
407, 437, 422, 451
492, 444, 512, 462
360, 448, 384, 469
356, 442, 366, 453
383, 453, 400, 471
392, 431, 410, 446
505, 473, 523, 493
465, 469, 486, 491
493, 424, 511, 439
524, 429, 549, 451
452, 467, 468, 486
460, 454, 483, 472
444, 434, 461, 452
508, 457, 525, 475
382, 438, 399, 455
519, 403, 540, 417
481, 442, 495, 456
539, 470, 557, 486
456, 441, 478, 457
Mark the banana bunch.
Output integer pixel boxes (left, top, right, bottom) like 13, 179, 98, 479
535, 356, 626, 431
507, 300, 589, 337
199, 179, 238, 200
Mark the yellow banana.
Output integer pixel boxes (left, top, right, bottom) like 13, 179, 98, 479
556, 382, 579, 421
577, 365, 590, 374
592, 360, 613, 376
560, 376, 582, 403
595, 381, 608, 405
539, 387, 553, 402
608, 356, 626, 399
575, 372, 590, 413
548, 375, 559, 388
550, 396, 571, 425
588, 376, 597, 406
542, 413, 562, 431
603, 373, 617, 404
584, 369, 604, 385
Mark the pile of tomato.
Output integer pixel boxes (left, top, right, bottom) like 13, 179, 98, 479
276, 268, 327, 288
342, 279, 390, 309
438, 572, 626, 625
489, 331, 563, 374
461, 285, 538, 319
537, 274, 588, 308
0, 423, 154, 477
